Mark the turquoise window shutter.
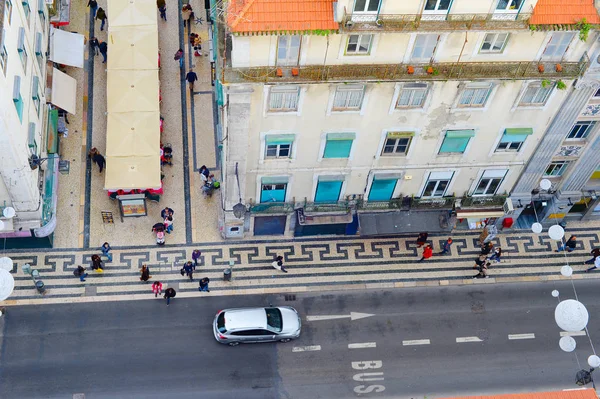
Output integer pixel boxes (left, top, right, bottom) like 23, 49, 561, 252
324, 140, 353, 158
500, 134, 527, 143
315, 181, 343, 202
369, 178, 397, 201
439, 137, 469, 153
260, 177, 288, 203
265, 134, 295, 145
260, 186, 286, 203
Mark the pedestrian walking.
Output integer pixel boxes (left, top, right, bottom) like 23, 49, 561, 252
157, 0, 167, 21
483, 224, 498, 244
192, 249, 202, 266
480, 241, 493, 256
473, 254, 487, 270
164, 215, 173, 234
98, 40, 108, 63
88, 147, 106, 172
164, 287, 176, 305
418, 244, 433, 262
488, 246, 502, 263
91, 254, 104, 273
152, 281, 163, 297
186, 69, 198, 90
100, 242, 113, 262
139, 264, 151, 282
473, 262, 490, 279
73, 266, 88, 282
416, 232, 428, 248
199, 277, 210, 292
479, 226, 489, 246
556, 235, 577, 253
584, 248, 600, 265
87, 0, 98, 17
89, 37, 99, 56
181, 4, 194, 28
438, 238, 453, 255
271, 255, 288, 273
161, 207, 174, 219
174, 48, 184, 68
183, 261, 194, 281
96, 7, 107, 30
585, 256, 600, 272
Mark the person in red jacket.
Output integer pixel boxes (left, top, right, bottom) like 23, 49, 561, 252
419, 244, 433, 262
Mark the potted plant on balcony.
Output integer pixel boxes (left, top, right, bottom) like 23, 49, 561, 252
407, 66, 415, 74
538, 64, 545, 73
555, 63, 563, 72
426, 66, 434, 74
556, 80, 567, 90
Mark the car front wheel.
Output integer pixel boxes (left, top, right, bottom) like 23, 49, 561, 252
228, 341, 240, 346
280, 338, 291, 343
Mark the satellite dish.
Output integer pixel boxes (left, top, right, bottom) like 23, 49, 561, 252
233, 202, 245, 219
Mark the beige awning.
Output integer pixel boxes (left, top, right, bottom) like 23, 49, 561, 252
107, 0, 157, 27
456, 210, 505, 218
106, 70, 160, 113
49, 28, 85, 68
107, 26, 159, 70
104, 156, 161, 190
106, 112, 160, 157
50, 68, 77, 114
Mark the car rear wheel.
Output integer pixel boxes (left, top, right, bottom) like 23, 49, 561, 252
228, 341, 240, 346
280, 338, 291, 343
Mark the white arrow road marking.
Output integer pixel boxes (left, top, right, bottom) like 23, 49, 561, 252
508, 333, 535, 340
403, 339, 430, 346
560, 331, 586, 337
348, 342, 377, 349
306, 312, 375, 322
456, 336, 483, 343
292, 345, 321, 352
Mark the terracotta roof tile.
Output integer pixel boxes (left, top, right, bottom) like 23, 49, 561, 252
530, 0, 600, 24
442, 388, 598, 399
227, 0, 338, 33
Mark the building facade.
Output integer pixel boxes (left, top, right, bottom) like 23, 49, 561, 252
215, 0, 598, 238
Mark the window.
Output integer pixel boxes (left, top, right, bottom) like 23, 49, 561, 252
265, 308, 283, 332
567, 121, 596, 140
422, 171, 454, 197
260, 177, 288, 203
473, 170, 507, 196
35, 32, 43, 70
277, 35, 301, 66
382, 132, 413, 155
32, 75, 40, 114
396, 83, 428, 108
458, 83, 493, 107
13, 76, 23, 123
369, 176, 398, 201
37, 0, 45, 27
411, 34, 439, 62
594, 88, 600, 97
496, 0, 523, 10
268, 86, 299, 112
5, 0, 12, 24
265, 134, 294, 159
315, 178, 343, 202
353, 0, 380, 12
230, 329, 272, 337
17, 27, 27, 71
519, 82, 553, 106
28, 122, 37, 154
439, 130, 475, 154
495, 128, 532, 152
541, 32, 574, 61
480, 33, 509, 53
0, 42, 7, 76
332, 85, 364, 111
424, 0, 451, 11
323, 133, 355, 158
346, 34, 373, 55
22, 0, 30, 25
545, 161, 570, 177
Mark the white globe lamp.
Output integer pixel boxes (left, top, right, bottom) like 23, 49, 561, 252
555, 299, 589, 332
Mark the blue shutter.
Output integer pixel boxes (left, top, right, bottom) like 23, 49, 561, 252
315, 181, 343, 202
323, 140, 353, 158
368, 178, 397, 201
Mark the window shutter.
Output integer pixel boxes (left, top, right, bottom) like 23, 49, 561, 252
32, 76, 39, 99
315, 180, 343, 202
265, 134, 295, 145
13, 76, 21, 100
35, 32, 42, 55
17, 27, 25, 52
28, 122, 36, 148
324, 139, 353, 158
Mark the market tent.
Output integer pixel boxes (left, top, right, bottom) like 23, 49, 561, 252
104, 156, 161, 190
107, 26, 159, 70
106, 111, 160, 157
50, 67, 77, 114
107, 0, 157, 27
49, 28, 85, 68
106, 70, 160, 113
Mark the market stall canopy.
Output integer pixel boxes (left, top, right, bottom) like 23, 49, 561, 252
107, 26, 159, 70
104, 156, 161, 190
107, 0, 157, 27
50, 68, 77, 114
106, 112, 160, 157
106, 70, 160, 113
49, 28, 84, 68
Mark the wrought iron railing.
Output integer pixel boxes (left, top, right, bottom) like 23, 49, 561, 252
411, 196, 456, 209
303, 201, 351, 213
460, 194, 508, 208
249, 202, 295, 214
341, 11, 532, 32
356, 198, 407, 210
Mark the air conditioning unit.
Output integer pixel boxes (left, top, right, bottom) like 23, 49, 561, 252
503, 198, 514, 215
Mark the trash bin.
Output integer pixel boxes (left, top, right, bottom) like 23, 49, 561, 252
35, 280, 46, 294
223, 268, 231, 281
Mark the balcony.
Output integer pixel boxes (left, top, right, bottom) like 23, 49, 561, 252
249, 202, 295, 214
223, 55, 589, 84
459, 194, 508, 208
341, 11, 532, 32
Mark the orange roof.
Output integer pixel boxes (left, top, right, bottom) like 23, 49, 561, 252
442, 389, 598, 399
227, 0, 339, 33
530, 0, 600, 25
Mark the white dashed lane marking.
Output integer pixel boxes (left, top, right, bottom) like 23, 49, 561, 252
402, 339, 430, 346
508, 333, 535, 340
292, 345, 321, 352
348, 342, 377, 349
456, 336, 483, 343
560, 331, 586, 337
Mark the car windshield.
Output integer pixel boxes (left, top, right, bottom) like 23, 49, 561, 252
217, 312, 227, 333
265, 308, 283, 332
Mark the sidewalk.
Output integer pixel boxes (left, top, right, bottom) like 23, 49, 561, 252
2, 224, 600, 305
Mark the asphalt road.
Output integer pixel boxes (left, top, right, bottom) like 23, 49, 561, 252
0, 280, 599, 399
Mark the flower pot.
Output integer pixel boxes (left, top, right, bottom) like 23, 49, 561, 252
555, 63, 563, 72
538, 64, 545, 73
426, 66, 434, 74
407, 66, 415, 74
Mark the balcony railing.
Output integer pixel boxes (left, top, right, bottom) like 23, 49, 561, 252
249, 202, 295, 214
341, 11, 532, 32
224, 55, 589, 84
460, 194, 508, 208
411, 196, 456, 209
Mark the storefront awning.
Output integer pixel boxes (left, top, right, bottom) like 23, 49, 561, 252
107, 0, 157, 27
107, 25, 159, 70
107, 70, 160, 113
51, 68, 77, 114
104, 156, 161, 190
456, 210, 505, 218
106, 111, 161, 157
49, 28, 84, 68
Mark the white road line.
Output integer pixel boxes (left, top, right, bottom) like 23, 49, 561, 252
402, 339, 430, 346
560, 331, 586, 337
292, 345, 321, 352
348, 342, 377, 349
456, 336, 483, 343
508, 333, 535, 340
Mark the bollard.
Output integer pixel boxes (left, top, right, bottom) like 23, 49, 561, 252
22, 264, 31, 275
223, 268, 231, 281
35, 280, 46, 294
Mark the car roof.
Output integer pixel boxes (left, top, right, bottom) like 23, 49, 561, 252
224, 308, 268, 330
